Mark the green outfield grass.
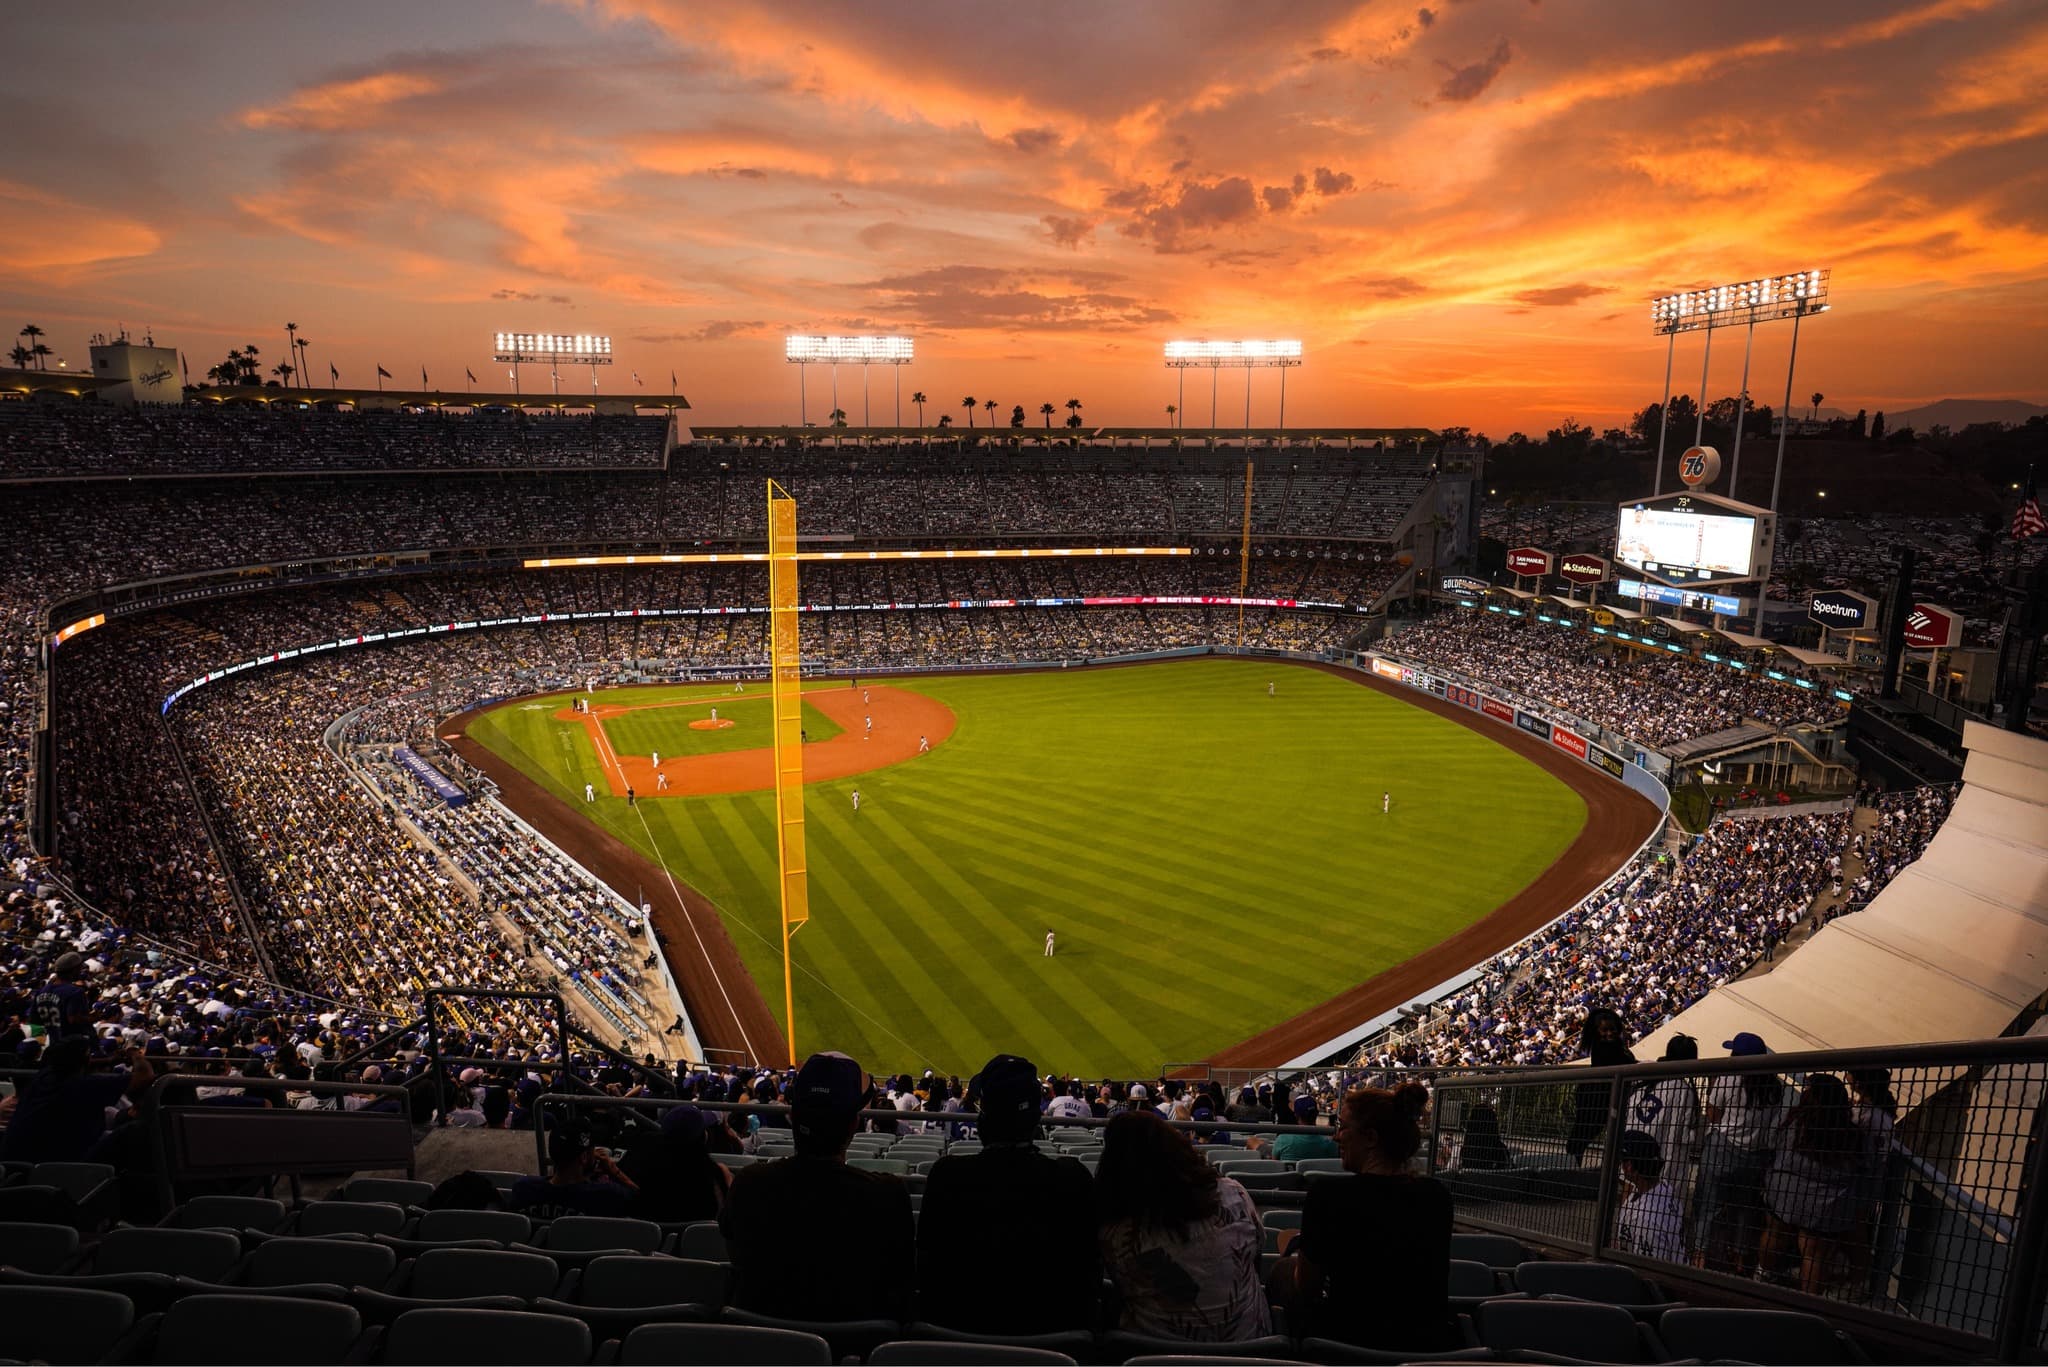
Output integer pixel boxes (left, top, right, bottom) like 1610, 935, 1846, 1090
466, 658, 1587, 1076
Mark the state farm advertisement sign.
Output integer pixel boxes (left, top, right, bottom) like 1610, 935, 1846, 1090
1901, 602, 1962, 650
1506, 547, 1554, 577
1558, 553, 1610, 586
1550, 724, 1589, 759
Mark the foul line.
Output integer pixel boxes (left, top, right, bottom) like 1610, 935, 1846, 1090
631, 805, 941, 1071
631, 801, 760, 1065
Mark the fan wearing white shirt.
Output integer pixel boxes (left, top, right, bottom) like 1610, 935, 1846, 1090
1614, 1130, 1687, 1265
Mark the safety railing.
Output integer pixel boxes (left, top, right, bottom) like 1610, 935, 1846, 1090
143, 1072, 415, 1210
1425, 1035, 2048, 1361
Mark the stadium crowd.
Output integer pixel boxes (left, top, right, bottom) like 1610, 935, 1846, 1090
1382, 609, 1844, 748
1353, 788, 1951, 1072
0, 404, 669, 476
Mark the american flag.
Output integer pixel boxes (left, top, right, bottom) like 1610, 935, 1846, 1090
2016, 470, 2045, 541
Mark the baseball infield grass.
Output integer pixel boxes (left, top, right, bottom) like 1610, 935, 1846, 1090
466, 658, 1587, 1076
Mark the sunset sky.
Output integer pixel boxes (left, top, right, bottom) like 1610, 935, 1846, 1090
3, 0, 2043, 435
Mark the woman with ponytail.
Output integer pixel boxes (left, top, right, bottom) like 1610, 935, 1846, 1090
1288, 1081, 1455, 1351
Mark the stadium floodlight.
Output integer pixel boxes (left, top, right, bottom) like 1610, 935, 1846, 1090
493, 331, 614, 398
784, 334, 915, 427
1161, 339, 1305, 441
1640, 268, 1833, 636
784, 335, 914, 363
1649, 271, 1829, 335
1163, 339, 1303, 364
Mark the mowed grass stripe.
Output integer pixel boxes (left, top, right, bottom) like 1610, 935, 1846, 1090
842, 812, 1111, 1065
466, 657, 1589, 1074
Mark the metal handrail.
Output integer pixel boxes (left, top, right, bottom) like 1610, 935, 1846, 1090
143, 1072, 412, 1210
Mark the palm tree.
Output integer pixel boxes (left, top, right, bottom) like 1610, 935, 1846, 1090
273, 362, 295, 386
285, 322, 299, 386
829, 407, 847, 427
1166, 403, 1177, 428
207, 361, 235, 387
7, 344, 29, 370
238, 344, 262, 384
19, 324, 45, 369
1040, 402, 1056, 428
911, 391, 927, 427
1810, 391, 1823, 421
961, 396, 976, 429
30, 343, 51, 369
983, 399, 996, 428
937, 413, 953, 429
1065, 397, 1083, 429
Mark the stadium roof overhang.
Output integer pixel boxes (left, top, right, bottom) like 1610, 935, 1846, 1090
186, 383, 688, 413
0, 366, 122, 400
1656, 723, 2048, 1095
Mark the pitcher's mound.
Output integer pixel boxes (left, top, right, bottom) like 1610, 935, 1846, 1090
690, 718, 736, 731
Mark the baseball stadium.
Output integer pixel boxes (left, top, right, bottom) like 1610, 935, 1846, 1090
7, 4, 2048, 1361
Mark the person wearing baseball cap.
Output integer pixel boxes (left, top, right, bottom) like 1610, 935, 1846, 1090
721, 1051, 912, 1322
508, 1117, 639, 1220
31, 951, 93, 1042
915, 1054, 1099, 1333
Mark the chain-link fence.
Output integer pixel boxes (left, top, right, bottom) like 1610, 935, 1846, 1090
1427, 1036, 2048, 1357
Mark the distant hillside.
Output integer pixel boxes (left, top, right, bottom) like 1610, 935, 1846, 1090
1885, 398, 2046, 431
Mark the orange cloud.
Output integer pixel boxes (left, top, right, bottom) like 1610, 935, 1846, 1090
240, 70, 443, 131
0, 180, 161, 275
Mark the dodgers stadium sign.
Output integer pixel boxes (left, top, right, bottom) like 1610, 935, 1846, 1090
1808, 588, 1875, 631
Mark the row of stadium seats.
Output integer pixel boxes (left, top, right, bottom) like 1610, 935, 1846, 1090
0, 1281, 1871, 1364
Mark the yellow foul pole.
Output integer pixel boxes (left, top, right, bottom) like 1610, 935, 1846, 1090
1237, 459, 1255, 647
767, 481, 808, 1065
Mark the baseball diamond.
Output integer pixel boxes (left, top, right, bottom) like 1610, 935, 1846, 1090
454, 656, 1652, 1075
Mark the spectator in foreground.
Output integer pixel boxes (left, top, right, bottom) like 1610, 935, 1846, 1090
1697, 1033, 1785, 1276
1761, 1073, 1865, 1294
1613, 1129, 1686, 1263
1250, 1094, 1338, 1162
624, 1103, 731, 1224
1629, 1033, 1703, 1221
1568, 1007, 1635, 1162
722, 1050, 913, 1322
1287, 1082, 1454, 1352
2, 1038, 154, 1163
918, 1054, 1098, 1333
1097, 1108, 1271, 1342
508, 1120, 639, 1219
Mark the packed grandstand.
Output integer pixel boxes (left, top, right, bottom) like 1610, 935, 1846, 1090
5, 399, 2046, 1364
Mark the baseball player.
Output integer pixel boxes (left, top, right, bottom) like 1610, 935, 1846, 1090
863, 688, 870, 705
657, 771, 669, 791
627, 786, 637, 807
584, 782, 595, 803
710, 707, 718, 722
651, 750, 660, 769
1044, 930, 1056, 958
1383, 791, 1391, 814
864, 714, 873, 740
1268, 681, 1275, 696
918, 734, 930, 753
852, 788, 861, 812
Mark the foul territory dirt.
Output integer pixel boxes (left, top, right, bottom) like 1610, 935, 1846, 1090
448, 663, 1656, 1071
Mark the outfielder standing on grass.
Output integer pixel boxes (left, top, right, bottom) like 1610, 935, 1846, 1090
1383, 790, 1391, 814
584, 782, 595, 803
852, 788, 861, 812
1044, 929, 1056, 957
